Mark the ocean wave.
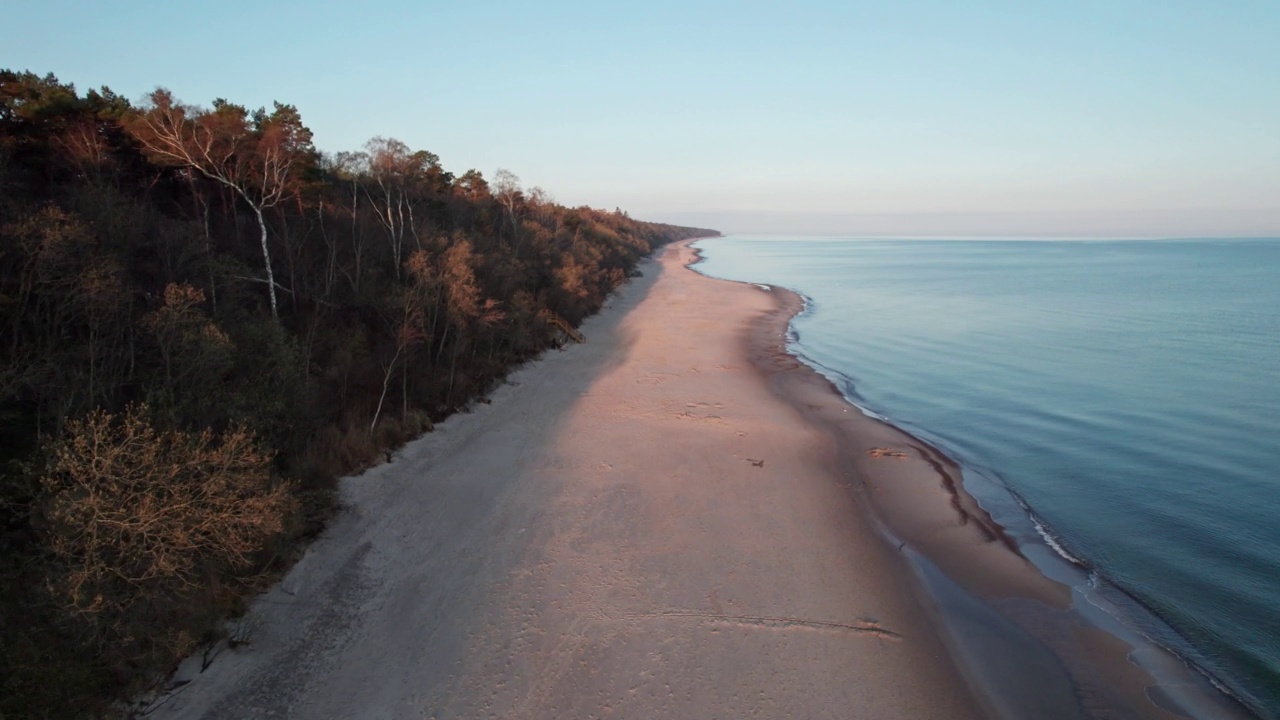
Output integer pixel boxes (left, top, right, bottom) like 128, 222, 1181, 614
1029, 513, 1087, 567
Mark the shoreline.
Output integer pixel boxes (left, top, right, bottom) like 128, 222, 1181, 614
688, 239, 1258, 719
148, 236, 984, 719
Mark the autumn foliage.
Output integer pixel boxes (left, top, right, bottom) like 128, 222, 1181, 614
0, 69, 717, 717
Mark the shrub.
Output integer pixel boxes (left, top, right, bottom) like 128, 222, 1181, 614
37, 405, 293, 670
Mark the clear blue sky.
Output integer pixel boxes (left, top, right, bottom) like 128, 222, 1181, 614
4, 1, 1278, 236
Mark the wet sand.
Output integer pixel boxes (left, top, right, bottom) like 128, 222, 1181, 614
710, 244, 1256, 720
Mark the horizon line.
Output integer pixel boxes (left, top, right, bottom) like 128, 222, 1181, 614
700, 233, 1280, 241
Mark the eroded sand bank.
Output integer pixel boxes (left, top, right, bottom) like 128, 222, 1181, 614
150, 241, 983, 719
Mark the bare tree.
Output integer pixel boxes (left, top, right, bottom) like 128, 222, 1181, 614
369, 255, 431, 434
493, 168, 523, 238
127, 90, 313, 319
362, 137, 440, 279
40, 404, 291, 659
325, 150, 370, 294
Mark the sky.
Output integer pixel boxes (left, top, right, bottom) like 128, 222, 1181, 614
3, 0, 1278, 237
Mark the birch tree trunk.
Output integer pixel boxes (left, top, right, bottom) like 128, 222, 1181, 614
251, 205, 279, 319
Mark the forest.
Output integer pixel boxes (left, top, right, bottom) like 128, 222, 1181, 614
0, 69, 716, 717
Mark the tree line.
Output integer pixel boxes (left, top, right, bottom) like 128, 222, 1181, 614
0, 69, 716, 717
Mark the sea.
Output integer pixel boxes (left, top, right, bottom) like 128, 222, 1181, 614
692, 236, 1280, 718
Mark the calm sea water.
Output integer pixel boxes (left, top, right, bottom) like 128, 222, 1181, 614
693, 236, 1280, 717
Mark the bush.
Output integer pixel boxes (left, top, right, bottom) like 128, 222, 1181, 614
36, 405, 293, 679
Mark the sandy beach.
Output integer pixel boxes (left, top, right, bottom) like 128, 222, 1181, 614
148, 240, 982, 719
145, 240, 1251, 720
